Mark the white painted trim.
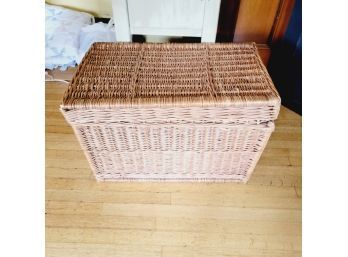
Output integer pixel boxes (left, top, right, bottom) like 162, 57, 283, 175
112, 0, 131, 42
201, 0, 221, 42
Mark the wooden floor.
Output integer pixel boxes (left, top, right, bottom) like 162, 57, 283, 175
46, 82, 302, 257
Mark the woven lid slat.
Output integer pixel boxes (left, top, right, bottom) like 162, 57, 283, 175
62, 42, 280, 111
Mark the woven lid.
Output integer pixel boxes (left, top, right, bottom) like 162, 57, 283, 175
62, 42, 280, 109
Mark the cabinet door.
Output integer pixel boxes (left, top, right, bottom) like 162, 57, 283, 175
233, 0, 280, 43
127, 0, 206, 37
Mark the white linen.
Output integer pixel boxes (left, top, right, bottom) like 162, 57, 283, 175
45, 4, 94, 70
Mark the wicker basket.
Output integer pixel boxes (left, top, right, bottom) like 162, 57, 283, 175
61, 42, 280, 182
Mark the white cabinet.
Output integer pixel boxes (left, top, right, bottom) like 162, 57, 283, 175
112, 0, 221, 42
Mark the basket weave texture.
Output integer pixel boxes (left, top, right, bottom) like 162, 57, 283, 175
61, 42, 280, 182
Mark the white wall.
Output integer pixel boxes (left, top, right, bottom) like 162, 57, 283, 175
46, 0, 113, 17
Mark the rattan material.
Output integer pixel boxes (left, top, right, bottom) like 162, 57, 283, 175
61, 42, 280, 182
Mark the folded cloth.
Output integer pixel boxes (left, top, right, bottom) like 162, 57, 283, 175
77, 20, 116, 64
45, 4, 94, 70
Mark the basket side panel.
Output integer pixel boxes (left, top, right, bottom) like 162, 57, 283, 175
67, 123, 274, 182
